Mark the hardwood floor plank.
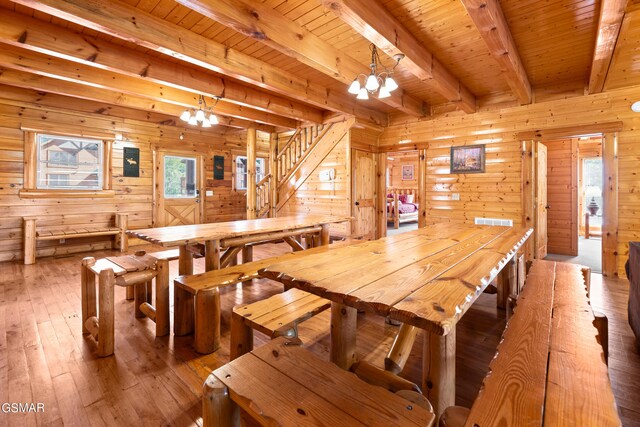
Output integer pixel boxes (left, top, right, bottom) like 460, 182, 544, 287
52, 372, 91, 426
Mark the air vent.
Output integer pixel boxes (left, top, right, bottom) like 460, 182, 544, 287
474, 217, 513, 227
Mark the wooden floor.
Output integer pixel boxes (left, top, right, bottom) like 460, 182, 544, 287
0, 243, 639, 426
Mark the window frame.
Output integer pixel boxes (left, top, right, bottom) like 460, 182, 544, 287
20, 131, 114, 199
234, 155, 266, 191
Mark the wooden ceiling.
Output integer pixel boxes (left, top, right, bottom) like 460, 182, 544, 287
0, 0, 639, 132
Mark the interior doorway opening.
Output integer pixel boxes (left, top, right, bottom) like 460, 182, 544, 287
385, 150, 419, 236
543, 136, 603, 273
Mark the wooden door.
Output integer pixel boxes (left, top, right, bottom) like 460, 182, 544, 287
535, 142, 548, 259
156, 152, 203, 226
352, 149, 376, 240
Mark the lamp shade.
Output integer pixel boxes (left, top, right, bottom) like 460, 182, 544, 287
187, 115, 198, 126
209, 113, 219, 125
357, 87, 369, 100
195, 109, 206, 122
201, 118, 211, 128
179, 109, 191, 122
385, 76, 398, 92
348, 79, 361, 94
378, 84, 391, 99
365, 73, 379, 91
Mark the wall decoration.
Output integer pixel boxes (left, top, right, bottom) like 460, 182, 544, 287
213, 155, 224, 180
401, 164, 414, 180
123, 147, 140, 177
450, 145, 485, 173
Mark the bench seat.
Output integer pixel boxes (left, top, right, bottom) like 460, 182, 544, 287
230, 288, 331, 359
24, 213, 128, 264
203, 337, 435, 427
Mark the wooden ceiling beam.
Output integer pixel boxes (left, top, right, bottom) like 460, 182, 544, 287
321, 0, 476, 113
588, 0, 627, 93
0, 43, 297, 129
10, 0, 388, 126
0, 67, 276, 133
174, 0, 427, 117
0, 10, 323, 124
460, 0, 532, 105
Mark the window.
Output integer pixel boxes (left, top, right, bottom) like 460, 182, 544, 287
36, 134, 103, 190
235, 156, 266, 191
164, 155, 197, 198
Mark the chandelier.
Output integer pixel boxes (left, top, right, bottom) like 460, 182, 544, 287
179, 95, 220, 127
348, 44, 404, 100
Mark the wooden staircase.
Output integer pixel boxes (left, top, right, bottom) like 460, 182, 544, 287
253, 119, 354, 216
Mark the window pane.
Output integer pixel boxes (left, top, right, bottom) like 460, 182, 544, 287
235, 156, 265, 190
164, 155, 197, 198
583, 157, 603, 225
36, 134, 103, 190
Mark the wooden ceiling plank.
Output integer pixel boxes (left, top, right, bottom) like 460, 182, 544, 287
588, 0, 627, 93
9, 0, 388, 126
0, 66, 276, 132
0, 43, 299, 129
460, 0, 532, 105
0, 9, 323, 124
174, 0, 427, 117
320, 0, 476, 113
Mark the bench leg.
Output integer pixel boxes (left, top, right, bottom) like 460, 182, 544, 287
98, 269, 115, 357
125, 287, 135, 300
230, 312, 253, 360
134, 283, 147, 319
195, 290, 221, 354
203, 373, 240, 427
205, 240, 221, 271
320, 223, 330, 246
155, 259, 170, 337
242, 246, 253, 285
423, 326, 456, 419
330, 302, 357, 370
81, 257, 97, 335
497, 257, 517, 310
179, 246, 194, 275
384, 324, 419, 374
174, 286, 194, 336
23, 218, 37, 265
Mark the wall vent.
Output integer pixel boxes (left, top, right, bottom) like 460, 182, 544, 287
474, 217, 513, 227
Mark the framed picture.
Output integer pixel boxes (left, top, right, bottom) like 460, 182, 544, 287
450, 145, 485, 173
213, 155, 224, 180
402, 164, 414, 180
123, 147, 140, 177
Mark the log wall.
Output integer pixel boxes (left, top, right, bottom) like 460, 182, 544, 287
379, 86, 640, 277
0, 99, 261, 262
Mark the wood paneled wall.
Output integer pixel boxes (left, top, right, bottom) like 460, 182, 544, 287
0, 99, 257, 262
386, 151, 419, 189
379, 86, 640, 277
543, 138, 578, 256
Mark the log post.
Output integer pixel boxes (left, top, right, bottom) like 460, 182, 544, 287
23, 217, 37, 265
418, 148, 427, 229
330, 302, 357, 370
423, 327, 456, 419
385, 324, 419, 374
81, 257, 97, 335
202, 374, 239, 427
195, 290, 220, 354
230, 312, 253, 360
115, 213, 129, 252
155, 259, 170, 337
247, 126, 257, 220
179, 246, 194, 275
206, 240, 221, 271
320, 223, 331, 246
174, 287, 194, 336
269, 132, 278, 217
134, 283, 147, 319
98, 269, 115, 357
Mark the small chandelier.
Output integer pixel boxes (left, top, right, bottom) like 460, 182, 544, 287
179, 95, 220, 127
348, 44, 404, 100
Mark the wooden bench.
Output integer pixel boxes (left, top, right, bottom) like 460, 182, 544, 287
202, 337, 435, 427
173, 239, 360, 354
230, 288, 331, 359
24, 213, 128, 264
442, 260, 620, 427
81, 252, 169, 357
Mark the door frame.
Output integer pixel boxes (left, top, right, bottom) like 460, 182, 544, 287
519, 121, 621, 277
153, 148, 205, 227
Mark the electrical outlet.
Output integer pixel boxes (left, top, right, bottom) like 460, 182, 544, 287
451, 193, 460, 200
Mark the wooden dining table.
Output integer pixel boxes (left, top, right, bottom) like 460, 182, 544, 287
259, 224, 532, 418
127, 214, 351, 275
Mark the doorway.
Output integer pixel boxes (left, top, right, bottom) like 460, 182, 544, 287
540, 136, 603, 273
385, 150, 419, 236
155, 151, 204, 227
351, 149, 377, 240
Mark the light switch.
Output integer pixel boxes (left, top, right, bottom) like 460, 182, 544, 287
206, 190, 214, 197
452, 193, 460, 200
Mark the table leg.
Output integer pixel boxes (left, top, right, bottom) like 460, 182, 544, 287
98, 269, 115, 357
496, 256, 516, 309
81, 257, 97, 335
203, 374, 240, 426
330, 302, 357, 370
422, 327, 456, 419
205, 240, 221, 271
179, 246, 194, 275
320, 223, 330, 246
155, 259, 170, 337
385, 324, 418, 374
